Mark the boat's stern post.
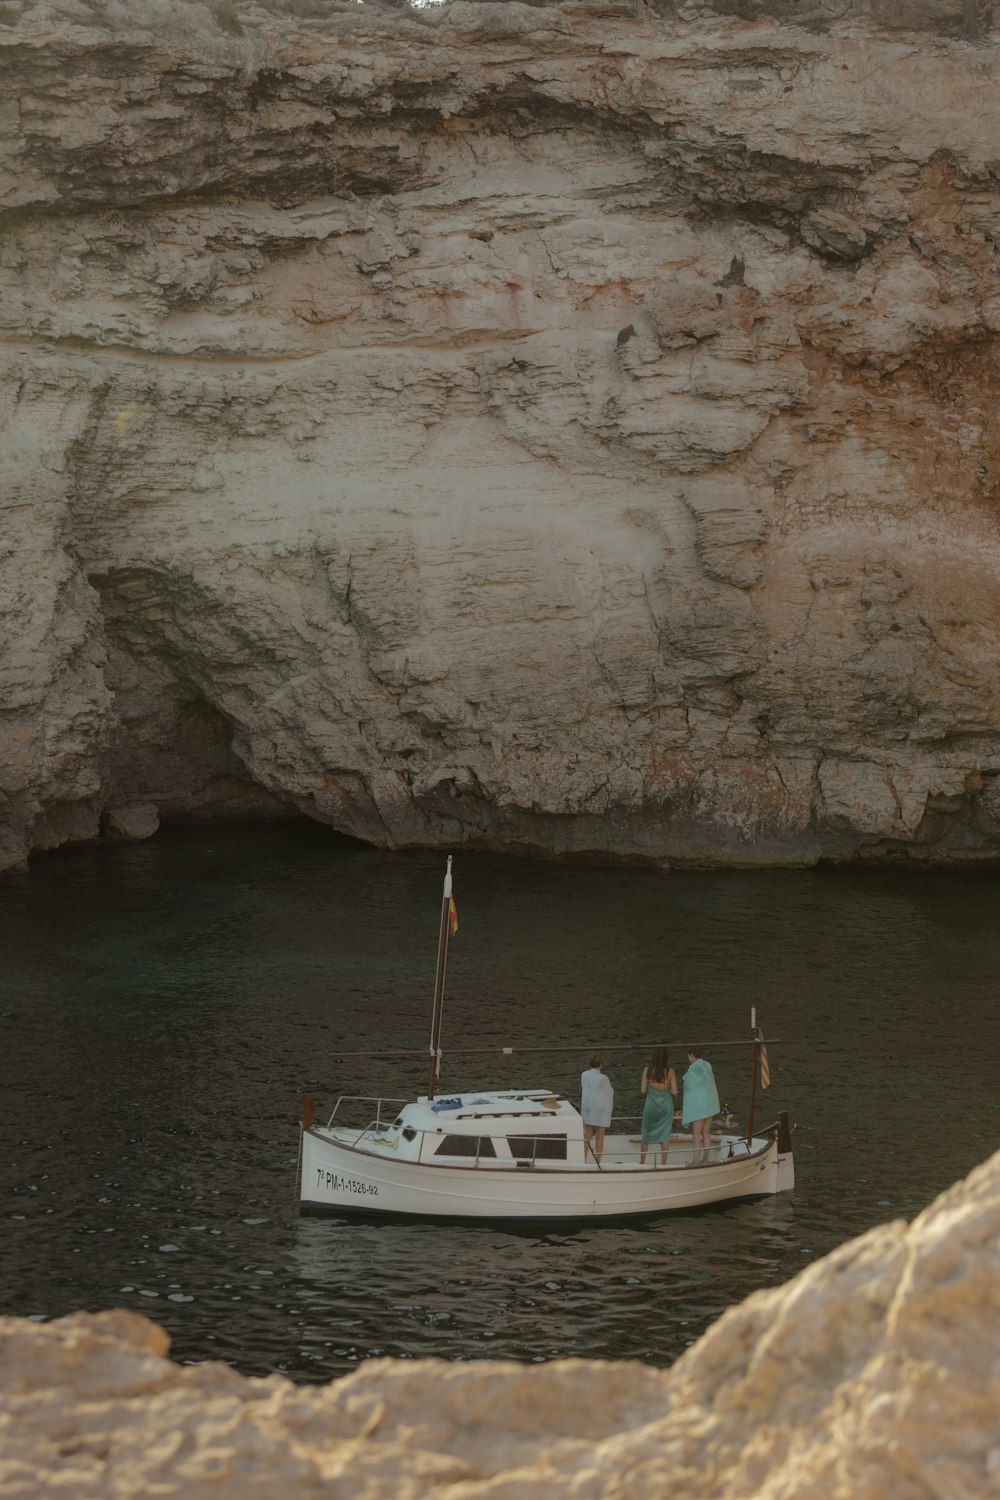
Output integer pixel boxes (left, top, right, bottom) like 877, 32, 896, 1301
775, 1108, 795, 1193
295, 1096, 316, 1215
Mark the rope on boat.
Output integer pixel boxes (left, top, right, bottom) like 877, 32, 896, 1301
326, 1038, 781, 1058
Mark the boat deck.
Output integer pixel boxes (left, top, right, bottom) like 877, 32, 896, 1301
593, 1135, 743, 1170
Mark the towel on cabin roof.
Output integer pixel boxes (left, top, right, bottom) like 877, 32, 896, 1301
682, 1058, 720, 1126
430, 1098, 463, 1112
640, 1084, 675, 1144
580, 1068, 614, 1128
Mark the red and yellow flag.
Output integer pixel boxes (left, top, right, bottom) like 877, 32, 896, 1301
758, 1031, 771, 1089
448, 895, 458, 937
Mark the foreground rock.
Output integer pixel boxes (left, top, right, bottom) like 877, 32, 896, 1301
2, 1146, 999, 1498
4, 1, 1000, 869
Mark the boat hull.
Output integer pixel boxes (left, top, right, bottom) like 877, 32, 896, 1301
300, 1128, 794, 1220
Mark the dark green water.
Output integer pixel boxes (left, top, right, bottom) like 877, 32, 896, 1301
1, 822, 998, 1380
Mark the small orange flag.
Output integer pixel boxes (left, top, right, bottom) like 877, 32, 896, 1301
448, 895, 458, 937
758, 1031, 771, 1089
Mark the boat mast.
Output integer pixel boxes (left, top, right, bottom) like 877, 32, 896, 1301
427, 856, 454, 1101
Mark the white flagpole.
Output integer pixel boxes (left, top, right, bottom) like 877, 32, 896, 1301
427, 856, 453, 1100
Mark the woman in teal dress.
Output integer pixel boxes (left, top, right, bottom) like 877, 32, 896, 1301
640, 1048, 677, 1166
682, 1048, 720, 1160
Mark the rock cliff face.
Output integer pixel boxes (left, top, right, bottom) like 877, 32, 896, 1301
3, 1144, 1000, 1497
4, 0, 1000, 869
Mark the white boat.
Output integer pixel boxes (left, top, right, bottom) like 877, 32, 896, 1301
297, 861, 794, 1221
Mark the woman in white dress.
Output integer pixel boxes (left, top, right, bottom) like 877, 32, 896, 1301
580, 1051, 614, 1164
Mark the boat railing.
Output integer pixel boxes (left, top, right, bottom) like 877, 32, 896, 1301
325, 1095, 408, 1133
318, 1100, 777, 1167
428, 1127, 766, 1168
323, 1119, 769, 1169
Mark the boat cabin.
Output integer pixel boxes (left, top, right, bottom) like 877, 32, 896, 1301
371, 1090, 586, 1167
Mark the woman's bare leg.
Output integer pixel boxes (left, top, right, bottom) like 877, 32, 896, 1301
594, 1126, 605, 1164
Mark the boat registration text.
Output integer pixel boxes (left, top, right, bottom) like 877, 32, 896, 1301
316, 1168, 378, 1197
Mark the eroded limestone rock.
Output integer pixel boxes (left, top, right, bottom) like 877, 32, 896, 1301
104, 801, 159, 840
2, 1145, 999, 1498
4, 1, 1000, 868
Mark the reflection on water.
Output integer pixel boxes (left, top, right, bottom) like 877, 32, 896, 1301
289, 1194, 801, 1370
1, 823, 998, 1380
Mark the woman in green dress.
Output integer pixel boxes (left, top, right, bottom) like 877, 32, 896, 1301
640, 1048, 677, 1166
682, 1047, 721, 1161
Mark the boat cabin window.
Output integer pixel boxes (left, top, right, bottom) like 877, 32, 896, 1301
509, 1134, 567, 1161
435, 1135, 496, 1158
